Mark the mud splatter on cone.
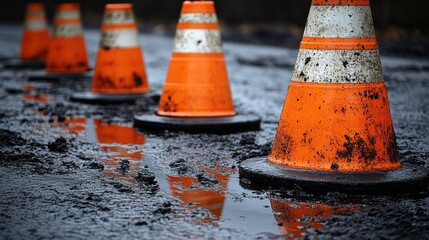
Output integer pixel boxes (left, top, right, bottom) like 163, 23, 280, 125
71, 4, 151, 104
134, 0, 260, 133
239, 0, 429, 193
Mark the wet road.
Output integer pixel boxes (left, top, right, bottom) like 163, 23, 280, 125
1, 24, 429, 239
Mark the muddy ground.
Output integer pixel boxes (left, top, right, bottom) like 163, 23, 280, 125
0, 24, 429, 239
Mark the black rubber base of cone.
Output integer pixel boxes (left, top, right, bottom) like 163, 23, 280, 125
2, 59, 45, 69
133, 113, 261, 133
71, 91, 152, 104
27, 70, 92, 81
239, 157, 429, 194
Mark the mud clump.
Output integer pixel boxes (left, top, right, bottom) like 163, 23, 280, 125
48, 137, 68, 153
195, 172, 218, 186
116, 159, 130, 175
0, 129, 27, 146
134, 167, 159, 194
169, 158, 189, 175
153, 202, 172, 215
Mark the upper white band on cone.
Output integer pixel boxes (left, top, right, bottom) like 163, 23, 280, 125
25, 19, 47, 30
53, 23, 83, 37
304, 6, 375, 38
100, 29, 140, 48
102, 10, 136, 25
179, 13, 218, 23
173, 29, 222, 53
292, 49, 383, 83
55, 10, 80, 20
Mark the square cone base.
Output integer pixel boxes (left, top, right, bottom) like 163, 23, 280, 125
239, 157, 429, 194
133, 113, 261, 133
26, 69, 92, 81
2, 59, 45, 70
71, 91, 157, 105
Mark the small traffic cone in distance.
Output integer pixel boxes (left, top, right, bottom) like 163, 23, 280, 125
71, 3, 151, 104
133, 0, 260, 133
239, 0, 429, 193
20, 3, 49, 61
3, 3, 49, 69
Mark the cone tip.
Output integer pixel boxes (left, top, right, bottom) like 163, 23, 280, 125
27, 3, 44, 10
182, 0, 215, 13
105, 3, 133, 11
56, 3, 80, 11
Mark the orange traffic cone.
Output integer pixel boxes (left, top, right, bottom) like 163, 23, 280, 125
134, 0, 260, 133
71, 3, 151, 104
270, 198, 353, 238
240, 0, 429, 193
3, 3, 49, 69
27, 3, 91, 81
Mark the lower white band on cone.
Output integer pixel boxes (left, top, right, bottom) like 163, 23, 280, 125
292, 49, 383, 83
173, 29, 222, 53
53, 23, 83, 37
100, 29, 140, 48
304, 6, 375, 38
103, 10, 135, 25
55, 10, 81, 20
25, 20, 48, 30
179, 13, 218, 23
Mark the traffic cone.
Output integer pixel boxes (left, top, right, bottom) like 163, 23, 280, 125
71, 3, 151, 104
133, 0, 260, 133
2, 3, 49, 69
239, 0, 429, 193
270, 198, 353, 238
27, 3, 91, 81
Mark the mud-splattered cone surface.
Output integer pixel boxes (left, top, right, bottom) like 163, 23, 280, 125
268, 0, 401, 172
91, 4, 149, 94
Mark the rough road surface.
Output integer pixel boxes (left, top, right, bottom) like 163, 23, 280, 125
0, 24, 429, 239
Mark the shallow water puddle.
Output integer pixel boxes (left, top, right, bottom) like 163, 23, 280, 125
48, 116, 359, 238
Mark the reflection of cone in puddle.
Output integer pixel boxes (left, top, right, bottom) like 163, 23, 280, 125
94, 119, 145, 183
71, 4, 150, 104
168, 165, 231, 223
20, 3, 49, 61
24, 94, 48, 102
270, 199, 353, 238
239, 0, 429, 193
46, 3, 89, 73
133, 0, 260, 133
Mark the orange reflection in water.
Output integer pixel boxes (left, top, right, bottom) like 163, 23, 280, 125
270, 198, 354, 239
24, 94, 49, 102
52, 117, 87, 134
94, 119, 145, 185
168, 164, 233, 224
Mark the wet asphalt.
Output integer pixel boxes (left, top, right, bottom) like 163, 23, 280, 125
0, 23, 429, 239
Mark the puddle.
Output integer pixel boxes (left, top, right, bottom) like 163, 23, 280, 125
49, 116, 360, 238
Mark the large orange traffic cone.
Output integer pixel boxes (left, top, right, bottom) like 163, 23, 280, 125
134, 0, 260, 133
3, 3, 49, 69
240, 0, 429, 193
27, 3, 90, 81
71, 4, 151, 104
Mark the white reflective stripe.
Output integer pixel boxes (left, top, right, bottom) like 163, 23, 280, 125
25, 19, 47, 30
53, 23, 83, 37
100, 29, 140, 48
292, 49, 383, 83
55, 10, 80, 20
173, 29, 222, 53
102, 10, 135, 24
179, 13, 217, 23
304, 6, 375, 38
